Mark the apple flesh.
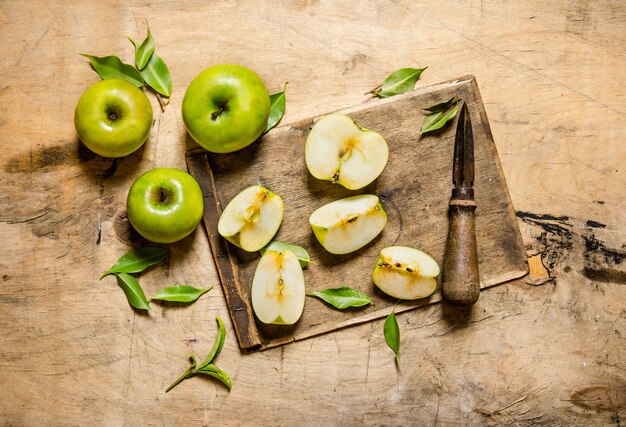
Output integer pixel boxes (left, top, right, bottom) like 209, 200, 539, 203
372, 246, 440, 300
305, 114, 388, 190
309, 194, 387, 255
218, 185, 284, 252
251, 249, 305, 325
74, 79, 153, 158
127, 168, 204, 244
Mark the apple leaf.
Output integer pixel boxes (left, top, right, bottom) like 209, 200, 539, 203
100, 246, 169, 279
198, 318, 226, 369
384, 306, 400, 363
80, 54, 145, 87
150, 285, 213, 303
424, 95, 459, 113
139, 51, 173, 97
166, 317, 232, 393
306, 287, 372, 309
194, 364, 232, 390
263, 82, 288, 134
115, 272, 151, 311
259, 240, 310, 268
421, 97, 459, 134
371, 67, 427, 98
129, 24, 155, 71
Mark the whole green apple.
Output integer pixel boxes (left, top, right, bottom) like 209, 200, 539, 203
127, 168, 204, 244
182, 64, 270, 153
74, 79, 153, 158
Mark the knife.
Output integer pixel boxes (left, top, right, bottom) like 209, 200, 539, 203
441, 101, 480, 305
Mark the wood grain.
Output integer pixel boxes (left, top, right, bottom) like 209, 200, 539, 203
0, 1, 624, 425
189, 76, 527, 351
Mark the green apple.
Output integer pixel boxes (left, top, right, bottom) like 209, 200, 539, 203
251, 249, 305, 325
372, 246, 440, 300
218, 185, 283, 252
74, 79, 153, 158
127, 168, 204, 244
305, 114, 388, 190
182, 64, 270, 153
309, 194, 387, 254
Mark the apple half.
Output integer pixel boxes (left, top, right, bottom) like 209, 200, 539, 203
305, 114, 389, 190
218, 185, 283, 252
372, 246, 440, 300
309, 194, 387, 255
251, 250, 306, 325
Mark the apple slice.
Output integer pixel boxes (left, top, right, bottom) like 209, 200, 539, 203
251, 250, 306, 325
309, 194, 387, 255
218, 185, 284, 252
372, 246, 440, 300
305, 114, 388, 190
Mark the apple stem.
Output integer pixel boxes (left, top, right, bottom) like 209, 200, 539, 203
211, 106, 225, 120
159, 188, 169, 203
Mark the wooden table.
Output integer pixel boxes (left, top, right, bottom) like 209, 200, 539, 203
1, 1, 624, 425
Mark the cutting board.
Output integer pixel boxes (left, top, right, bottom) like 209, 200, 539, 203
186, 75, 528, 352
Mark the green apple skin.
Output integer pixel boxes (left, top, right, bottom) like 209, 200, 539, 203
127, 168, 204, 244
310, 225, 328, 247
182, 64, 270, 153
74, 79, 153, 158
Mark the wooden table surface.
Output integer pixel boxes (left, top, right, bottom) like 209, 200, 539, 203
1, 1, 624, 425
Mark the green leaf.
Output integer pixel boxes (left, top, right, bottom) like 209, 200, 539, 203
115, 272, 151, 311
424, 96, 459, 113
199, 317, 226, 368
373, 67, 427, 98
166, 317, 232, 393
259, 241, 310, 268
80, 54, 144, 87
195, 364, 232, 390
384, 307, 400, 362
100, 247, 169, 279
421, 99, 459, 134
306, 287, 372, 309
139, 51, 173, 97
263, 82, 287, 134
129, 25, 155, 70
150, 285, 213, 303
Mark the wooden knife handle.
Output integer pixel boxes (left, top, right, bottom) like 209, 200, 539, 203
442, 199, 480, 305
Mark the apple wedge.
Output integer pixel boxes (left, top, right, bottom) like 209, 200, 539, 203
309, 194, 387, 255
218, 185, 283, 252
372, 246, 440, 300
251, 250, 305, 325
305, 114, 388, 190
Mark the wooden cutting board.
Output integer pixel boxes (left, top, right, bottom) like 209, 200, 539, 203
187, 75, 528, 352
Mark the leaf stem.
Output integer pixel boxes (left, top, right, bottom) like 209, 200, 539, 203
156, 93, 165, 112
364, 85, 381, 96
165, 369, 192, 393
